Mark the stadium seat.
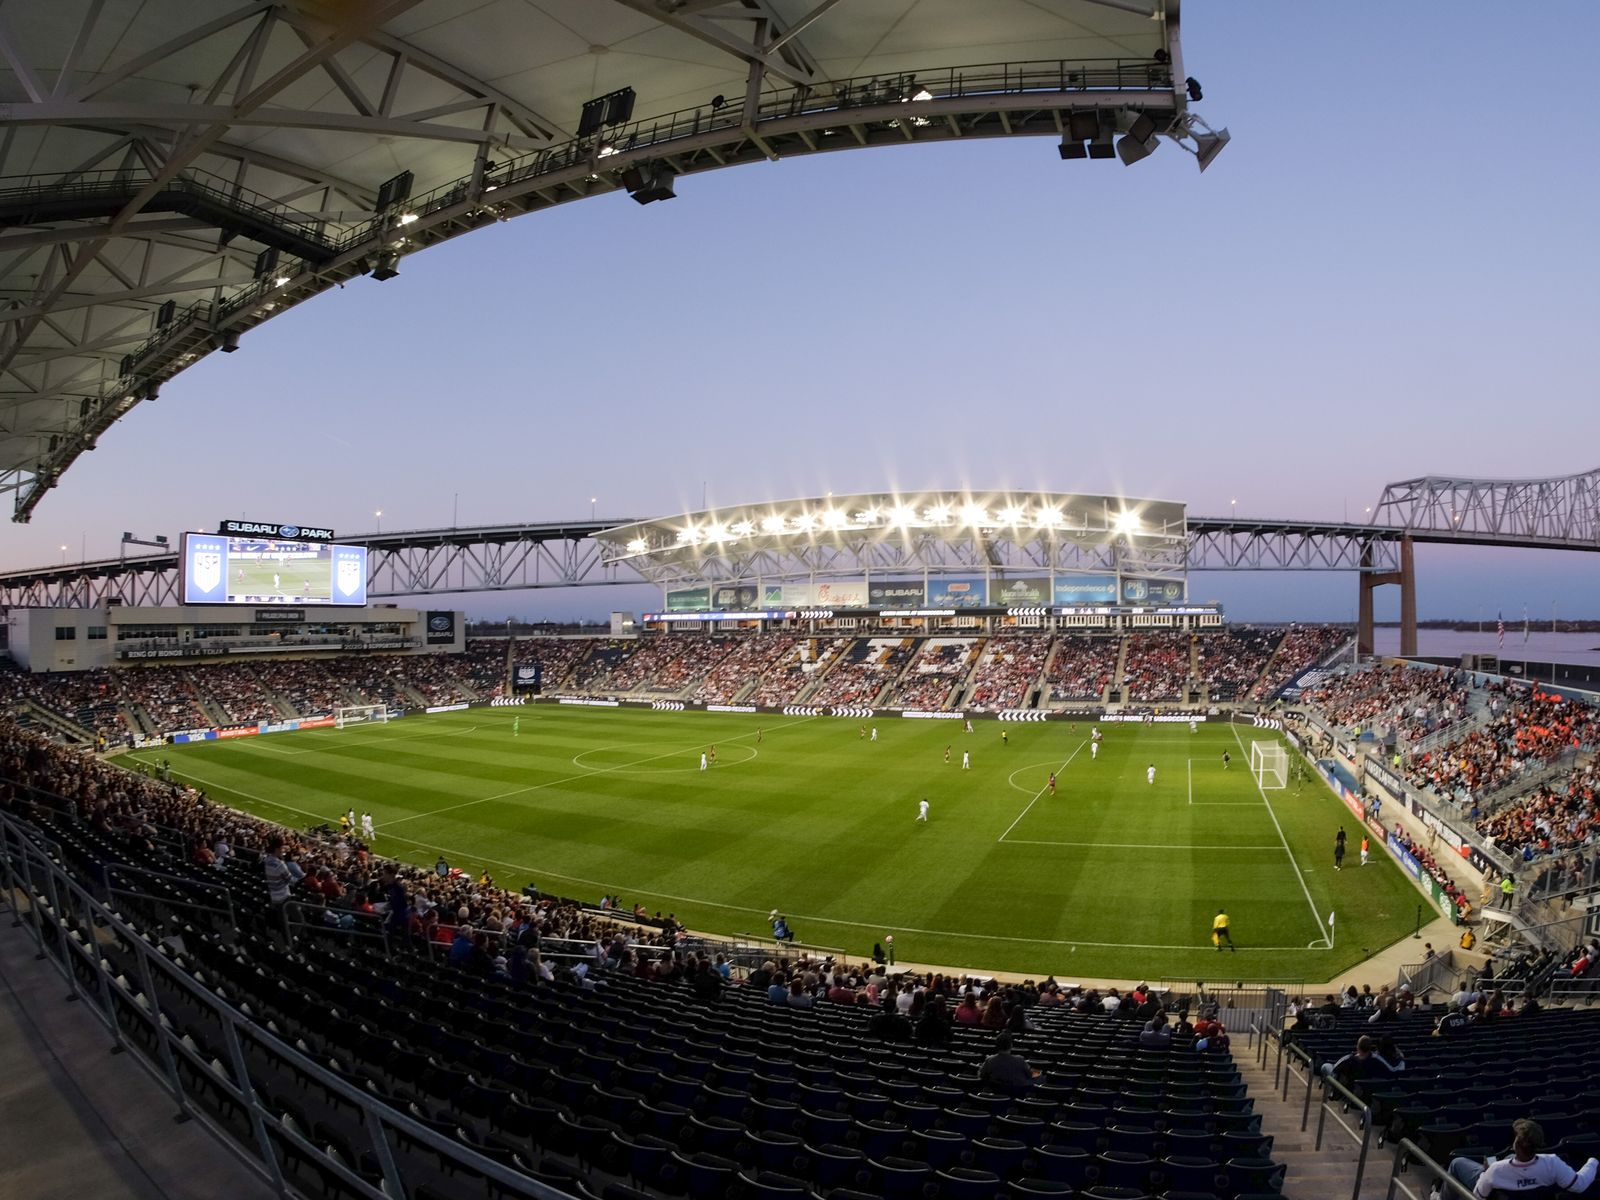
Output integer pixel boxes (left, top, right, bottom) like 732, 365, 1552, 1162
1008, 1180, 1074, 1198
938, 1166, 1004, 1200
735, 1169, 810, 1200
1223, 1158, 1285, 1196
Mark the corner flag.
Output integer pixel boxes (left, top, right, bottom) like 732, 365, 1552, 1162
1327, 911, 1336, 928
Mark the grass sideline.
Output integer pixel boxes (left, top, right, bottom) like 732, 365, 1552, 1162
126, 707, 1426, 981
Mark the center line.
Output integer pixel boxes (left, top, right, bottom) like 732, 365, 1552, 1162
997, 740, 1085, 843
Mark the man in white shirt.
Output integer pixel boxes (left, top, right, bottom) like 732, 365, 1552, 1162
917, 799, 929, 822
1437, 1119, 1597, 1200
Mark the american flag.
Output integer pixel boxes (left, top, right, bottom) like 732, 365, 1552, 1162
1497, 612, 1505, 650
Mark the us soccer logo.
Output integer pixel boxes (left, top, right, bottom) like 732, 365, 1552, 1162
193, 551, 222, 593
336, 555, 362, 597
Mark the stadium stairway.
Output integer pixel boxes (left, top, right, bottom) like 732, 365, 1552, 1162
19, 700, 94, 745
1108, 638, 1130, 705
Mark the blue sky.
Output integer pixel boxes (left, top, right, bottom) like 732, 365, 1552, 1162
8, 1, 1597, 622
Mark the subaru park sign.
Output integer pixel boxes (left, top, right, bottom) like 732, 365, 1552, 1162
219, 519, 335, 541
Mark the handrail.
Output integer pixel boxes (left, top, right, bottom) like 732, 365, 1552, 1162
1284, 1041, 1317, 1130
105, 861, 236, 923
1316, 1070, 1375, 1200
1385, 1138, 1478, 1200
0, 808, 576, 1200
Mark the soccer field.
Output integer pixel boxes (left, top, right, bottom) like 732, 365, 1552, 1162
126, 708, 1425, 982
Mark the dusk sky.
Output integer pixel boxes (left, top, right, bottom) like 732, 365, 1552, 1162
7, 2, 1596, 622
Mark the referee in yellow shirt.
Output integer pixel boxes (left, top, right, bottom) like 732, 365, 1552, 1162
1212, 909, 1235, 952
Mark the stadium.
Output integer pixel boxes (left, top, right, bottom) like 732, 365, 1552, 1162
3, 5, 1600, 1200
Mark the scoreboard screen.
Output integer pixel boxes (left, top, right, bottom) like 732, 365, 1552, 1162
182, 533, 368, 606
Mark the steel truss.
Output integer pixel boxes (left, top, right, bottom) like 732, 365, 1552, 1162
1185, 519, 1402, 572
5, 43, 1187, 520
1373, 469, 1600, 549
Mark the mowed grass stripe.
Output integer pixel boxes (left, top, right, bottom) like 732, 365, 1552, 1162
136, 708, 1425, 980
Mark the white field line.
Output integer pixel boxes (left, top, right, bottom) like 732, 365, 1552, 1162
1231, 722, 1331, 948
996, 740, 1086, 843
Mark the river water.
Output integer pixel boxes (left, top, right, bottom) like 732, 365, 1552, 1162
1371, 628, 1600, 668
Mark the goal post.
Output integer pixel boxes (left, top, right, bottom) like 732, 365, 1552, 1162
1250, 740, 1288, 790
334, 703, 389, 730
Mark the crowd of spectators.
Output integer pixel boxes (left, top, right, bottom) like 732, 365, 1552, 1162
1407, 687, 1600, 807
746, 638, 850, 706
1478, 760, 1600, 860
1305, 663, 1473, 745
691, 634, 798, 703
1248, 624, 1348, 701
1195, 627, 1281, 700
1044, 636, 1118, 703
965, 634, 1051, 711
0, 662, 126, 742
193, 663, 287, 724
601, 635, 736, 694
511, 638, 595, 697
1120, 632, 1193, 701
887, 638, 981, 709
1386, 821, 1477, 920
806, 638, 917, 706
115, 668, 211, 733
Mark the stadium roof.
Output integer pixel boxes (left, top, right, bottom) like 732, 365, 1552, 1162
0, 0, 1204, 522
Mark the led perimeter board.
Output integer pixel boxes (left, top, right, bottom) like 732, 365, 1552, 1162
182, 533, 368, 606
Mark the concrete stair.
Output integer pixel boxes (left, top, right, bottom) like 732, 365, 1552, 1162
1238, 1034, 1399, 1200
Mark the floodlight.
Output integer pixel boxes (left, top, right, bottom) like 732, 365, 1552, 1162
888, 504, 919, 526
370, 246, 400, 281
1058, 138, 1088, 161
959, 503, 989, 526
1117, 111, 1160, 165
1114, 510, 1142, 533
790, 512, 817, 532
997, 505, 1026, 525
621, 161, 676, 204
1068, 111, 1100, 142
760, 514, 786, 534
1087, 137, 1115, 160
730, 519, 754, 538
1194, 127, 1230, 172
218, 330, 241, 353
1035, 507, 1064, 529
855, 508, 880, 525
912, 87, 933, 102
676, 527, 700, 545
273, 275, 289, 288
924, 504, 951, 525
822, 508, 848, 529
704, 523, 728, 542
626, 537, 648, 553
397, 211, 418, 225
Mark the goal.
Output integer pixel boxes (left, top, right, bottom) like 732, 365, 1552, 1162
334, 703, 390, 730
1250, 740, 1288, 790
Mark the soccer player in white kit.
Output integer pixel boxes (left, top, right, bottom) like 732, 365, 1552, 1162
1091, 741, 1099, 760
870, 727, 878, 742
361, 811, 375, 840
961, 751, 970, 770
699, 752, 708, 771
917, 799, 929, 822
1147, 763, 1156, 785
1189, 718, 1198, 733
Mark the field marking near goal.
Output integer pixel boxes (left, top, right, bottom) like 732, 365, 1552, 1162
996, 740, 1086, 843
1186, 756, 1261, 806
240, 723, 483, 756
119, 756, 1336, 956
1230, 722, 1332, 948
1003, 839, 1288, 851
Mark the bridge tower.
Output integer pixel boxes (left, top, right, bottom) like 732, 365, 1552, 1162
1358, 536, 1416, 658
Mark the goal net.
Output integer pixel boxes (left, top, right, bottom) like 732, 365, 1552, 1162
334, 704, 390, 730
1250, 740, 1288, 790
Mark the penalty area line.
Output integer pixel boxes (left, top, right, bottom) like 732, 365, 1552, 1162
1231, 721, 1332, 948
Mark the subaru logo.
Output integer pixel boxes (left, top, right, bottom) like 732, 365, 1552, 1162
429, 615, 451, 631
280, 525, 299, 538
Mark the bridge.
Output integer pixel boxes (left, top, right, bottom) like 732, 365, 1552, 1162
3, 469, 1596, 658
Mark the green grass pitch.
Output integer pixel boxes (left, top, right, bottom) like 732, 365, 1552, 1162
126, 708, 1428, 982
227, 550, 330, 602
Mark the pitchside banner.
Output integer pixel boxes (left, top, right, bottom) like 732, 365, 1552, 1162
990, 576, 1051, 607
869, 581, 926, 608
1120, 576, 1186, 605
1054, 575, 1118, 605
512, 664, 542, 692
711, 584, 760, 610
425, 611, 456, 645
782, 580, 868, 608
926, 576, 987, 608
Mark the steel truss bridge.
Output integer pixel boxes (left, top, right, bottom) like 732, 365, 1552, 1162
3, 469, 1597, 657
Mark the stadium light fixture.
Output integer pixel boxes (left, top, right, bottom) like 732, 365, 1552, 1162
822, 508, 848, 529
959, 502, 990, 527
760, 514, 786, 535
1114, 509, 1142, 534
676, 527, 700, 545
1116, 111, 1160, 166
218, 330, 241, 353
924, 503, 951, 525
997, 504, 1026, 525
704, 522, 728, 542
888, 504, 919, 527
626, 537, 648, 554
370, 246, 400, 281
396, 211, 418, 225
790, 511, 817, 532
730, 519, 754, 538
273, 275, 289, 288
1035, 507, 1064, 529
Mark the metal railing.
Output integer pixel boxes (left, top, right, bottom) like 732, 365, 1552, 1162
1, 808, 570, 1200
1385, 1138, 1477, 1200
105, 861, 235, 924
1315, 1071, 1376, 1200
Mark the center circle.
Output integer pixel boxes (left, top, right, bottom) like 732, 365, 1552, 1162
1007, 760, 1069, 794
572, 742, 759, 774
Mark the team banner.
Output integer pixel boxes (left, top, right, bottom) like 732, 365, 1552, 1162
926, 576, 987, 608
425, 611, 456, 645
1053, 575, 1118, 605
666, 587, 710, 611
711, 584, 760, 610
990, 576, 1052, 606
762, 584, 786, 606
1120, 576, 1186, 605
512, 664, 542, 692
869, 580, 926, 608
